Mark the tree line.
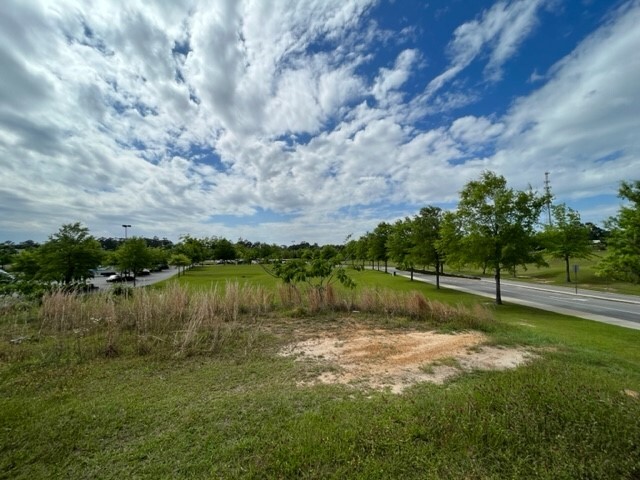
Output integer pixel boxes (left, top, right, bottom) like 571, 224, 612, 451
2, 171, 638, 304
0, 227, 345, 288
344, 171, 639, 304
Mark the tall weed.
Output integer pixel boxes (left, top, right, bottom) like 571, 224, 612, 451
26, 283, 491, 362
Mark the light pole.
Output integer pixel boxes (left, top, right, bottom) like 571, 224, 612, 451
121, 224, 132, 281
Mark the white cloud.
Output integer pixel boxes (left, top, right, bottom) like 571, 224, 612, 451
425, 0, 547, 97
494, 1, 640, 198
449, 116, 504, 145
0, 0, 638, 244
372, 49, 419, 104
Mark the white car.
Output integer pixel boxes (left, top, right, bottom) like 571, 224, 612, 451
106, 273, 134, 283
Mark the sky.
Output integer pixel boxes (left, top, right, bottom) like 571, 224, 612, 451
1, 0, 639, 245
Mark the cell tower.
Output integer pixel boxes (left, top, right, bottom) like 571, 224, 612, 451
544, 171, 552, 226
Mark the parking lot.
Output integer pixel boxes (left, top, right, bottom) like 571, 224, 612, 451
90, 267, 180, 290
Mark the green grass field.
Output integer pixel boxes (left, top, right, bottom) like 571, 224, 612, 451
171, 264, 281, 290
2, 265, 639, 479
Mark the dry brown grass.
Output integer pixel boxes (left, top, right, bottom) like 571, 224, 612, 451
278, 283, 302, 308
34, 284, 275, 359
30, 283, 492, 360
353, 288, 493, 328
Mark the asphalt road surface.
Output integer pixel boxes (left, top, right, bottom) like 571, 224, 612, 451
387, 267, 640, 331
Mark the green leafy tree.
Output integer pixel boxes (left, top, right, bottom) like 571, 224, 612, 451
448, 171, 546, 304
437, 211, 462, 267
387, 218, 417, 280
37, 222, 103, 284
412, 206, 445, 288
541, 204, 592, 282
0, 241, 17, 270
177, 235, 208, 265
360, 232, 375, 268
115, 238, 152, 282
584, 222, 609, 244
101, 250, 118, 268
256, 243, 280, 261
344, 236, 369, 270
11, 249, 42, 280
234, 239, 256, 264
368, 222, 391, 272
212, 238, 237, 262
169, 253, 191, 276
148, 247, 170, 269
269, 246, 354, 300
344, 239, 359, 268
597, 180, 640, 283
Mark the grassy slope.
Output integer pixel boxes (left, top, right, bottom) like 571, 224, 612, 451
2, 266, 640, 479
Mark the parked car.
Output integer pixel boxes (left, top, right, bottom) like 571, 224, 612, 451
106, 274, 135, 283
98, 266, 117, 276
137, 269, 151, 276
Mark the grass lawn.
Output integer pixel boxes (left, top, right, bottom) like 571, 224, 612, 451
169, 264, 280, 291
167, 265, 477, 305
2, 266, 640, 479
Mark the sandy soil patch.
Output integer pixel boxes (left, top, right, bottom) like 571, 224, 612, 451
280, 328, 534, 393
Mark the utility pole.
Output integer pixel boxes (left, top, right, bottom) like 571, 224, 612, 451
544, 172, 552, 226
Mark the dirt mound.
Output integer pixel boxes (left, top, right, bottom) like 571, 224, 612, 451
280, 328, 534, 393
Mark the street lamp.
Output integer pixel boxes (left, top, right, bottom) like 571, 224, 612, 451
121, 225, 132, 281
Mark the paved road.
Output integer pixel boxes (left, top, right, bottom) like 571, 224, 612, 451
386, 267, 640, 330
90, 267, 180, 290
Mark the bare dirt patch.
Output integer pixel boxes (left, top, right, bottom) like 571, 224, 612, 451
280, 328, 534, 393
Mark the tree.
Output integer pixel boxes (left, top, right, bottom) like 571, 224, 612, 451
97, 237, 122, 251
212, 238, 237, 262
234, 239, 256, 264
169, 253, 191, 276
412, 206, 445, 288
11, 249, 42, 280
584, 222, 609, 244
541, 204, 592, 282
345, 236, 369, 270
38, 223, 103, 284
387, 218, 417, 280
369, 222, 391, 272
597, 180, 640, 283
256, 242, 280, 261
448, 171, 546, 304
177, 235, 208, 266
0, 241, 17, 269
268, 246, 355, 301
148, 247, 170, 269
360, 232, 375, 268
115, 238, 152, 283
